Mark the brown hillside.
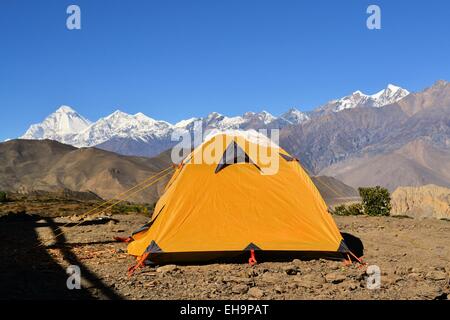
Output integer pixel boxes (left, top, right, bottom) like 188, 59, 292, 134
0, 140, 356, 207
310, 176, 359, 206
396, 80, 450, 116
0, 139, 173, 204
319, 139, 450, 192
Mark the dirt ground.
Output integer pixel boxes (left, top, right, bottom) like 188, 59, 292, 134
0, 210, 449, 300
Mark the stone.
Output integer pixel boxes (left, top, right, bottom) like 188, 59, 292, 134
283, 265, 298, 275
274, 285, 283, 294
247, 269, 258, 277
394, 266, 409, 275
223, 276, 252, 284
261, 272, 279, 283
287, 283, 298, 290
325, 272, 346, 284
385, 274, 402, 285
292, 259, 303, 267
156, 264, 178, 274
248, 287, 264, 298
231, 284, 248, 294
416, 285, 443, 299
348, 281, 359, 291
70, 215, 83, 222
407, 273, 422, 280
293, 273, 325, 287
425, 271, 447, 281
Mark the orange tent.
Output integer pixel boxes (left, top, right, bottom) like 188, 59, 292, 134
127, 132, 349, 265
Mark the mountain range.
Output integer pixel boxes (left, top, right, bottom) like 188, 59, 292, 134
20, 84, 408, 157
281, 80, 450, 191
17, 80, 450, 191
313, 84, 410, 115
21, 107, 310, 157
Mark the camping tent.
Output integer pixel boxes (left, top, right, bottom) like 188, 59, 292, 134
126, 131, 349, 265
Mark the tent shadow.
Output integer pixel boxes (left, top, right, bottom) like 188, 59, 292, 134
0, 213, 122, 300
145, 233, 364, 266
34, 217, 119, 228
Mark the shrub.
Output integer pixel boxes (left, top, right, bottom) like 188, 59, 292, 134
332, 204, 348, 216
0, 191, 7, 203
346, 203, 364, 216
333, 203, 364, 216
358, 186, 391, 216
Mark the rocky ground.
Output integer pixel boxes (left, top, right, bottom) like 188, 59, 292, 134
0, 208, 449, 300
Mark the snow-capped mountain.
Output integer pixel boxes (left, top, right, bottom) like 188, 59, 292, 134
280, 108, 310, 124
332, 90, 371, 112
203, 112, 245, 130
18, 84, 408, 157
201, 110, 296, 131
71, 110, 173, 147
21, 105, 92, 144
315, 84, 410, 115
243, 111, 276, 124
370, 84, 410, 107
174, 117, 200, 130
20, 107, 307, 157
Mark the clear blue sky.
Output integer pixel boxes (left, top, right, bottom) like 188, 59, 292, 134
1, 0, 449, 140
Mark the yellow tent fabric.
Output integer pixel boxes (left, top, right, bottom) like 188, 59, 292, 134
127, 132, 347, 262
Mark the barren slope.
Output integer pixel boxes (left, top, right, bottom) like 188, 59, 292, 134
319, 139, 450, 191
0, 139, 173, 203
